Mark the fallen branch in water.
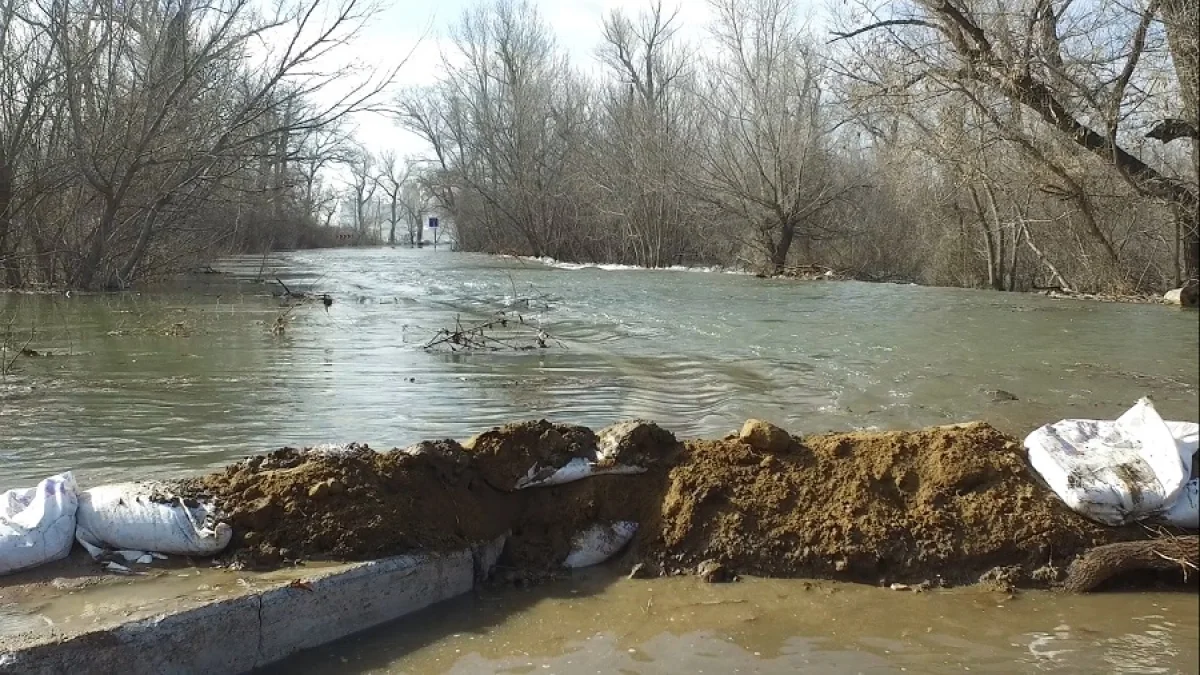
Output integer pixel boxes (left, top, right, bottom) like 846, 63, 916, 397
1, 312, 36, 380
424, 312, 563, 352
274, 278, 333, 311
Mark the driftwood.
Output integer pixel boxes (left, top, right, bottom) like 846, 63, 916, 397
424, 312, 561, 352
1063, 536, 1198, 592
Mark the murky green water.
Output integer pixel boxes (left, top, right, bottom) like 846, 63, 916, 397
265, 569, 1200, 675
2, 247, 1197, 490
3, 248, 1198, 672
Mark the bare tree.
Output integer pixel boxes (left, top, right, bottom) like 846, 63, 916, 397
700, 0, 856, 274
345, 147, 378, 243
832, 0, 1199, 282
399, 178, 431, 246
0, 0, 398, 289
375, 151, 409, 246
592, 0, 703, 266
397, 0, 591, 258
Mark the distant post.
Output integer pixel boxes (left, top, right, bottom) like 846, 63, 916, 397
428, 216, 439, 250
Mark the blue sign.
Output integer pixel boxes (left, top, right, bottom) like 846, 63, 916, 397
428, 217, 439, 228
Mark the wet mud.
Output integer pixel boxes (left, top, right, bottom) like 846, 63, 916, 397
172, 420, 1178, 590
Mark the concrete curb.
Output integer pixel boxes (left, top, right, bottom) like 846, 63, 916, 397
0, 537, 506, 675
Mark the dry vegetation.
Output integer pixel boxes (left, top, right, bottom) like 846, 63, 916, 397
398, 0, 1198, 293
3, 0, 1197, 295
0, 0, 401, 290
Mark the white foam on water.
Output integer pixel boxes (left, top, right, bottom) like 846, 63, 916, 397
524, 256, 750, 275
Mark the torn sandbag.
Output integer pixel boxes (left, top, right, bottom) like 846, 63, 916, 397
1165, 479, 1199, 529
0, 473, 78, 576
1024, 398, 1197, 527
515, 457, 645, 489
563, 521, 638, 568
515, 420, 677, 489
75, 482, 232, 557
1163, 420, 1200, 529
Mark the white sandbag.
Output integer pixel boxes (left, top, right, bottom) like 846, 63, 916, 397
563, 521, 638, 568
515, 457, 645, 489
1024, 398, 1195, 527
1160, 419, 1200, 529
75, 482, 231, 557
516, 423, 657, 489
1165, 420, 1199, 474
1163, 479, 1199, 529
0, 473, 78, 575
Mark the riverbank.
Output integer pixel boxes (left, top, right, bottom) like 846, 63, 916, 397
4, 417, 1195, 673
150, 419, 1193, 592
6, 250, 1195, 311
519, 253, 1198, 307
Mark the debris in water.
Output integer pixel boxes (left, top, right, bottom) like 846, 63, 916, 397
424, 312, 562, 352
628, 562, 655, 580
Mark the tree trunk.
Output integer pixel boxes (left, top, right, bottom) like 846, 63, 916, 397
1064, 536, 1198, 592
1161, 0, 1198, 142
1021, 221, 1074, 292
0, 155, 15, 287
770, 219, 797, 274
969, 186, 1001, 289
76, 198, 120, 290
388, 199, 397, 245
119, 195, 171, 286
1163, 0, 1200, 278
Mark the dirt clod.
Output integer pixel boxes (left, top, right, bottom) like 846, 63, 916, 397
696, 559, 736, 583
738, 419, 793, 453
596, 420, 680, 466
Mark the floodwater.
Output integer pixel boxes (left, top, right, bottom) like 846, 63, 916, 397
3, 247, 1199, 673
266, 569, 1200, 675
1, 247, 1197, 489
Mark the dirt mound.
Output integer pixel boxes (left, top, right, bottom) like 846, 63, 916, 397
171, 419, 1165, 589
641, 422, 1146, 586
178, 442, 516, 568
463, 420, 598, 491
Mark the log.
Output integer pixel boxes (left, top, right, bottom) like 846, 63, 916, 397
1063, 536, 1198, 593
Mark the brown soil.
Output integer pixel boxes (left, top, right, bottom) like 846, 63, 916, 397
177, 442, 517, 569
501, 471, 671, 583
166, 420, 1175, 590
639, 422, 1150, 587
463, 420, 598, 491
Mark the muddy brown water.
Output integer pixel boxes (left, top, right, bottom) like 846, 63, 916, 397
264, 569, 1199, 675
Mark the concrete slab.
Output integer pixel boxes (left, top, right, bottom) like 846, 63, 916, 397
0, 537, 506, 674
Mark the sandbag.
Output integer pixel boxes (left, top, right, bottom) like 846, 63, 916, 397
1025, 398, 1197, 527
1164, 479, 1200, 529
516, 421, 672, 489
562, 521, 638, 568
75, 482, 231, 557
516, 458, 644, 489
0, 473, 78, 575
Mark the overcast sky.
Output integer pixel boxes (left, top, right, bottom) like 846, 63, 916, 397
335, 0, 829, 161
